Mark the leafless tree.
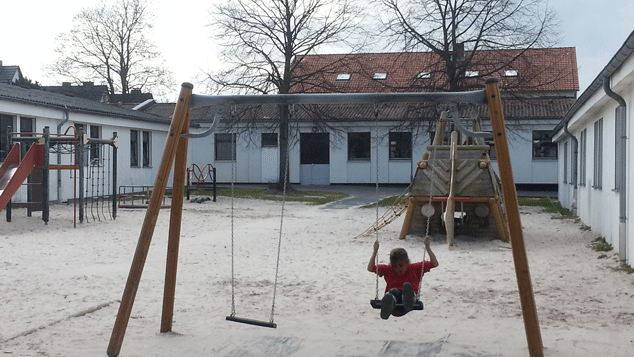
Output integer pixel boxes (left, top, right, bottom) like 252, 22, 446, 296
206, 0, 368, 186
379, 0, 560, 92
48, 0, 173, 99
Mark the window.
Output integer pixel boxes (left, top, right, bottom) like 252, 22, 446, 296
372, 72, 387, 80
563, 142, 568, 184
348, 132, 371, 160
130, 129, 152, 167
485, 137, 497, 159
90, 125, 101, 164
261, 133, 278, 147
142, 131, 151, 167
130, 130, 139, 167
336, 73, 351, 81
0, 114, 13, 161
215, 133, 236, 161
532, 130, 557, 159
389, 132, 411, 159
579, 129, 587, 186
465, 70, 479, 77
417, 72, 431, 79
593, 118, 603, 189
504, 69, 518, 77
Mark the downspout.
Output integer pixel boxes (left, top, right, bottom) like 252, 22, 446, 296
562, 123, 578, 215
603, 75, 627, 263
56, 108, 70, 203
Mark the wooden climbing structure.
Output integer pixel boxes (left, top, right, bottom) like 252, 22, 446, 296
398, 112, 510, 245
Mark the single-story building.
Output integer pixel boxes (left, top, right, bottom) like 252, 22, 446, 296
0, 83, 173, 206
552, 30, 634, 265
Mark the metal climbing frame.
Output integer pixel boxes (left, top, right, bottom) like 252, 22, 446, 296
106, 80, 544, 357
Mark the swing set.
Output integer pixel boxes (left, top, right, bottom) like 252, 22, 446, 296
106, 79, 544, 357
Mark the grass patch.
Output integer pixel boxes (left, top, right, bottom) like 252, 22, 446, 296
517, 197, 573, 218
615, 264, 634, 274
360, 195, 404, 209
590, 236, 613, 252
189, 187, 348, 205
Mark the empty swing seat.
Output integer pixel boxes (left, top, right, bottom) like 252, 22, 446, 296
370, 299, 424, 310
226, 315, 277, 329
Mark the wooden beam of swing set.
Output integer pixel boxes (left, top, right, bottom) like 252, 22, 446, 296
105, 80, 543, 357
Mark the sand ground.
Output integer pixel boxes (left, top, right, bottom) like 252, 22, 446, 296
1, 195, 633, 356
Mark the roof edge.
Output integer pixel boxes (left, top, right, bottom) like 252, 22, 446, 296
553, 30, 634, 135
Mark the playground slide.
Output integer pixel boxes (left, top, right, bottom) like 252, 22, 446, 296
0, 143, 44, 211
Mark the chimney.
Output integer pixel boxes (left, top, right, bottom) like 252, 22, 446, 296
82, 82, 94, 87
62, 82, 71, 87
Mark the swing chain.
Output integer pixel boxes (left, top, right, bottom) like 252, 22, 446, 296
269, 104, 292, 324
373, 103, 380, 300
229, 107, 237, 318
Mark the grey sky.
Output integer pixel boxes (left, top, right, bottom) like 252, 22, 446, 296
1, 0, 632, 96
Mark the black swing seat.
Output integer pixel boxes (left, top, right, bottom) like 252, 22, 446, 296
226, 315, 277, 329
370, 299, 424, 310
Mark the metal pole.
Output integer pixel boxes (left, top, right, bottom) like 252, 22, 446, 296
78, 128, 85, 223
485, 78, 543, 357
112, 132, 118, 220
43, 126, 50, 224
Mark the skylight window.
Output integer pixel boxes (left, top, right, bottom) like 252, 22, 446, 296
465, 70, 479, 77
417, 72, 431, 79
336, 73, 351, 81
372, 72, 387, 80
504, 69, 518, 77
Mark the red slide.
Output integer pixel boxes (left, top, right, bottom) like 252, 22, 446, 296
0, 143, 45, 211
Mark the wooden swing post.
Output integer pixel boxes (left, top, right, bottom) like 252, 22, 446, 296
161, 107, 191, 332
106, 83, 193, 357
485, 78, 543, 357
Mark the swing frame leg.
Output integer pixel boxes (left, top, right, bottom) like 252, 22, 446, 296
226, 315, 277, 328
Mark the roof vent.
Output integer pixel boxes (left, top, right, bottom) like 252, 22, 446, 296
336, 73, 351, 81
372, 72, 387, 80
504, 69, 518, 77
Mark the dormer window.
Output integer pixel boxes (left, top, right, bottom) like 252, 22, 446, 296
336, 73, 351, 81
504, 69, 518, 77
416, 72, 431, 79
372, 72, 387, 80
465, 70, 479, 77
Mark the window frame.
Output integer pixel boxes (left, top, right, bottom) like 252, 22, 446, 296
347, 132, 371, 161
532, 130, 558, 160
579, 129, 587, 186
593, 118, 603, 189
215, 133, 236, 161
130, 129, 140, 167
261, 133, 278, 147
388, 132, 412, 160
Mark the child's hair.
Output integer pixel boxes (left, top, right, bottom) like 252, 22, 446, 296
389, 248, 410, 266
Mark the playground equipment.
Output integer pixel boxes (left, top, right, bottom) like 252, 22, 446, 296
399, 112, 510, 245
186, 163, 216, 202
0, 126, 118, 226
106, 80, 544, 357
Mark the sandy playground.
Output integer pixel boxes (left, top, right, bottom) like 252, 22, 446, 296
1, 192, 634, 357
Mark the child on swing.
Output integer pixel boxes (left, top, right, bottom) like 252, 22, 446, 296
367, 236, 439, 319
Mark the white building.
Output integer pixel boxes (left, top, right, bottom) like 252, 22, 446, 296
0, 83, 172, 206
552, 30, 634, 265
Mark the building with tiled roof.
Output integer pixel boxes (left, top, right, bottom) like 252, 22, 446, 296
0, 60, 23, 84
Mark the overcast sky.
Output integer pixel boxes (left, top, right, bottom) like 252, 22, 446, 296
2, 0, 633, 99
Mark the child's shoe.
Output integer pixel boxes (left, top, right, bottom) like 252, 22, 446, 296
402, 282, 415, 312
380, 293, 396, 319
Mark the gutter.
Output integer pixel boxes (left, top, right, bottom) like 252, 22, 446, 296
603, 76, 627, 263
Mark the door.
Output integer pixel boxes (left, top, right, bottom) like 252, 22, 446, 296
300, 133, 330, 185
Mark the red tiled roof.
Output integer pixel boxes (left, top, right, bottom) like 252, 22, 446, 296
291, 48, 578, 93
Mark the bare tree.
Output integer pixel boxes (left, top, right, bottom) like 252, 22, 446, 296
206, 0, 368, 186
379, 0, 560, 92
48, 0, 173, 99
